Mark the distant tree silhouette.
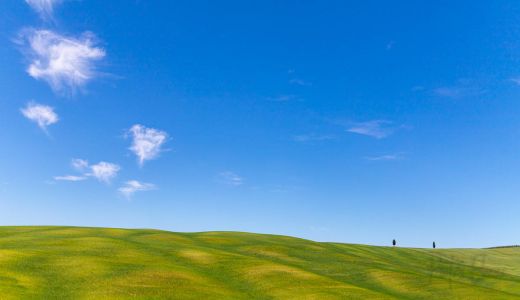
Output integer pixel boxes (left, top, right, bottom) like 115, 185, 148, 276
433, 241, 436, 249
393, 239, 396, 247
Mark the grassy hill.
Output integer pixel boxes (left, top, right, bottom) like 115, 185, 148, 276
0, 226, 519, 299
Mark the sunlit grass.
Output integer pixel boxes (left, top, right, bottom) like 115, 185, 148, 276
0, 226, 518, 299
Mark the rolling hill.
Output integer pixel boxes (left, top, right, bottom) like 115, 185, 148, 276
0, 226, 519, 299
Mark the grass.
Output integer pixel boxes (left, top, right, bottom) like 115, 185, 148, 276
0, 226, 519, 299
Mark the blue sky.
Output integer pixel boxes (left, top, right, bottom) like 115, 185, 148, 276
1, 1, 520, 248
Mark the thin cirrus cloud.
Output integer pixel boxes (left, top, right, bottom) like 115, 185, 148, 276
433, 86, 484, 99
118, 180, 156, 198
346, 120, 397, 139
218, 171, 244, 186
71, 158, 89, 172
19, 29, 105, 94
292, 134, 336, 143
510, 78, 520, 86
53, 175, 87, 182
364, 153, 404, 161
20, 102, 58, 131
267, 94, 300, 102
128, 124, 168, 166
433, 80, 485, 99
25, 0, 61, 20
289, 78, 312, 86
55, 159, 120, 184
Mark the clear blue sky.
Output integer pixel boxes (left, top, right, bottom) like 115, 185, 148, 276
1, 1, 520, 248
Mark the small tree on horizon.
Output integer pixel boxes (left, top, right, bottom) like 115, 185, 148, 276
393, 239, 396, 247
433, 241, 436, 249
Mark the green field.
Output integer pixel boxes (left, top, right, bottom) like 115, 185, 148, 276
0, 226, 519, 299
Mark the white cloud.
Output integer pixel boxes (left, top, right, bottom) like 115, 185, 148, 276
434, 87, 478, 99
90, 162, 120, 183
347, 120, 395, 139
218, 171, 244, 186
71, 158, 89, 172
118, 180, 156, 198
267, 95, 299, 102
20, 29, 105, 94
21, 102, 58, 130
53, 175, 87, 181
510, 78, 520, 86
433, 80, 484, 99
289, 78, 311, 86
364, 154, 403, 161
26, 0, 61, 19
128, 124, 168, 166
55, 159, 120, 184
292, 134, 335, 143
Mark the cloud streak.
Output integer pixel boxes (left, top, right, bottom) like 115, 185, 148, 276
26, 0, 61, 20
347, 120, 396, 139
118, 180, 156, 198
71, 158, 89, 172
364, 153, 404, 161
267, 95, 300, 102
289, 78, 311, 86
510, 78, 520, 86
55, 159, 120, 184
433, 80, 485, 99
20, 29, 105, 94
128, 124, 168, 166
218, 171, 244, 186
53, 175, 87, 181
21, 102, 58, 131
292, 134, 335, 143
434, 86, 483, 99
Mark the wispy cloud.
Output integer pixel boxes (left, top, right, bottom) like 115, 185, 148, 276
364, 153, 404, 161
90, 162, 120, 183
287, 68, 311, 86
53, 175, 87, 181
433, 80, 485, 99
218, 171, 244, 186
128, 124, 168, 166
346, 120, 397, 139
20, 102, 58, 131
25, 0, 61, 20
118, 180, 156, 198
292, 134, 335, 143
289, 78, 311, 86
71, 158, 89, 172
19, 29, 105, 94
386, 40, 396, 50
267, 94, 300, 102
55, 159, 120, 184
510, 78, 520, 86
434, 87, 481, 99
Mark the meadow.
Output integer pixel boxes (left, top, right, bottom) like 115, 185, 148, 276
0, 226, 519, 299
